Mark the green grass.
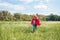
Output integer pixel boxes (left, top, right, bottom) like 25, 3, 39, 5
0, 21, 60, 40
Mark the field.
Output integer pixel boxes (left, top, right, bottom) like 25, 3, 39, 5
0, 21, 60, 40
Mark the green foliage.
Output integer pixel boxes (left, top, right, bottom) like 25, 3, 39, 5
0, 10, 13, 21
0, 10, 60, 21
14, 13, 21, 21
46, 14, 60, 21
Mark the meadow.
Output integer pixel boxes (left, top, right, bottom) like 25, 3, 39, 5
0, 21, 60, 40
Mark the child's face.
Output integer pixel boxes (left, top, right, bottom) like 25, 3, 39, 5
33, 16, 36, 19
33, 15, 38, 19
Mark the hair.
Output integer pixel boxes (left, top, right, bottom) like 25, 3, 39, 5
33, 14, 38, 19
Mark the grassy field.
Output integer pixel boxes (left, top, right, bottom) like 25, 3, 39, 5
0, 21, 60, 40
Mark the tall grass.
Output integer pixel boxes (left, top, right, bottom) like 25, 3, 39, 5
0, 21, 60, 40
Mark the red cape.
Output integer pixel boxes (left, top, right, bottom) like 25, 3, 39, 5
31, 17, 41, 26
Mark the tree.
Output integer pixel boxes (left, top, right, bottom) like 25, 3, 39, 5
0, 10, 13, 21
58, 16, 60, 21
14, 13, 21, 21
49, 14, 55, 21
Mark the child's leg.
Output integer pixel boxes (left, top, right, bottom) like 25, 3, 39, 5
33, 26, 37, 32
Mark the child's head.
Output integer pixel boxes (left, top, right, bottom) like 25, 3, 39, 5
33, 14, 38, 19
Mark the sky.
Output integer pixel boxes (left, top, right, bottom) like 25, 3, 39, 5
0, 0, 60, 15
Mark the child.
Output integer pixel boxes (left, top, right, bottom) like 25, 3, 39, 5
31, 15, 41, 32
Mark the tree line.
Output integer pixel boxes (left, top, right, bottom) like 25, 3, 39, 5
0, 10, 60, 21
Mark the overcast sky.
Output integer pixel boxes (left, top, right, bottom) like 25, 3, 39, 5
0, 0, 60, 15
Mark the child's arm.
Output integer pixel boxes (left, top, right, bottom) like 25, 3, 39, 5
31, 19, 33, 25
